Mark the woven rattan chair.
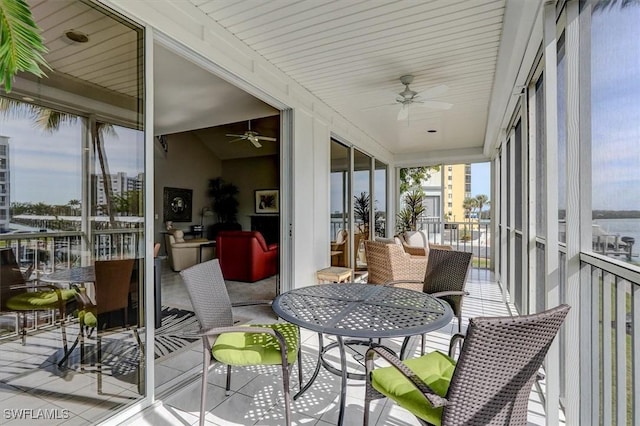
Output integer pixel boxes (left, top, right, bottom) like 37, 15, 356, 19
364, 240, 427, 286
179, 259, 302, 426
388, 249, 472, 341
364, 304, 570, 426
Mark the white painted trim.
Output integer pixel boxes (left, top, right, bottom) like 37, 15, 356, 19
143, 25, 156, 402
563, 1, 581, 422
543, 3, 560, 424
485, 0, 544, 156
507, 128, 516, 302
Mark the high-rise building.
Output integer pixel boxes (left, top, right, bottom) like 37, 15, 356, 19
0, 136, 10, 232
92, 172, 143, 215
446, 164, 471, 222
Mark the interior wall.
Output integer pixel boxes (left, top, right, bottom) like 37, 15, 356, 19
222, 155, 279, 230
154, 132, 222, 245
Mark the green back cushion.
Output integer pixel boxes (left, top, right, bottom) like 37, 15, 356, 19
6, 288, 76, 310
371, 350, 456, 426
212, 323, 299, 366
78, 309, 98, 328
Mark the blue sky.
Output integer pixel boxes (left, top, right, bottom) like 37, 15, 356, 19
1, 115, 143, 205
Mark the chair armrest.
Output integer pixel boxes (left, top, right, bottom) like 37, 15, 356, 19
267, 243, 278, 251
448, 333, 465, 358
366, 345, 448, 408
429, 243, 453, 251
430, 290, 469, 298
403, 244, 427, 256
231, 300, 273, 307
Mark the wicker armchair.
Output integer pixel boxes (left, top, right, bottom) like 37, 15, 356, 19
364, 240, 427, 287
364, 304, 570, 426
388, 249, 472, 339
397, 232, 452, 256
179, 259, 302, 426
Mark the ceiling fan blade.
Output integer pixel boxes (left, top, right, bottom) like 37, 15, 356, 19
255, 136, 277, 142
417, 84, 449, 99
251, 139, 262, 148
361, 102, 398, 111
413, 100, 453, 110
228, 138, 245, 143
397, 105, 409, 121
226, 134, 246, 138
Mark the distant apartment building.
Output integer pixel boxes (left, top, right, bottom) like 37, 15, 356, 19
0, 137, 9, 232
413, 164, 470, 223
92, 172, 144, 215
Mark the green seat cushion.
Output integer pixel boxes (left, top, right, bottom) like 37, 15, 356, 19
371, 350, 456, 426
6, 288, 76, 311
212, 323, 299, 366
78, 309, 98, 328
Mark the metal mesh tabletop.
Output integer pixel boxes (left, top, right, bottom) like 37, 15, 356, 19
272, 283, 452, 339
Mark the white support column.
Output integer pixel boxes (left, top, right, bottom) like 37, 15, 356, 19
564, 1, 581, 422
519, 94, 530, 314
543, 2, 561, 424
499, 133, 508, 303
490, 158, 497, 272
577, 2, 595, 423
508, 129, 516, 302
143, 25, 156, 400
527, 78, 539, 314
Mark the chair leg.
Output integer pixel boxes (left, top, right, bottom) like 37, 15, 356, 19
281, 358, 292, 426
97, 334, 103, 394
20, 312, 27, 346
200, 349, 211, 426
225, 365, 232, 396
297, 346, 303, 390
457, 314, 462, 333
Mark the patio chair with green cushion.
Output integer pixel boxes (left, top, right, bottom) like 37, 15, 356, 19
363, 304, 570, 426
57, 259, 139, 394
179, 259, 302, 426
1, 248, 76, 349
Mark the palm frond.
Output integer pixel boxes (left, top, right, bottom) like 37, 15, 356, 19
0, 0, 50, 92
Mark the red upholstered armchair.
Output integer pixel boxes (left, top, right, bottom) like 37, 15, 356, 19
216, 231, 278, 282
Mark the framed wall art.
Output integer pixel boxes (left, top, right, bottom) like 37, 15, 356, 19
254, 189, 279, 214
164, 187, 193, 222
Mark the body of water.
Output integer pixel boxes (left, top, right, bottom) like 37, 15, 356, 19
593, 218, 640, 258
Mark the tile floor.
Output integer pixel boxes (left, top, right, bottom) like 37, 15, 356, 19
124, 268, 561, 426
0, 264, 561, 425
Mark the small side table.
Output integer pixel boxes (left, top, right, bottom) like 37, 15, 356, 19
316, 266, 352, 284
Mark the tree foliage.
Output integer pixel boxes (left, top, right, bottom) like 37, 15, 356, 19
0, 0, 49, 92
399, 166, 440, 194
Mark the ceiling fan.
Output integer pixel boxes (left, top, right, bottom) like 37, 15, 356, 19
226, 120, 277, 148
366, 75, 453, 121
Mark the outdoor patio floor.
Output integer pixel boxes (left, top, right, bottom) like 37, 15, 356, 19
126, 268, 561, 426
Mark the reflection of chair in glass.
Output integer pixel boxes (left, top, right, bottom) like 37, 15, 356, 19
180, 259, 301, 426
364, 240, 427, 286
331, 229, 349, 267
364, 304, 570, 426
60, 259, 140, 394
1, 248, 76, 348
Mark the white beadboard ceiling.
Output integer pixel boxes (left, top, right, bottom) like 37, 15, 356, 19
190, 0, 506, 160
24, 0, 507, 161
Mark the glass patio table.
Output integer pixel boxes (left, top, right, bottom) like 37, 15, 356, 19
272, 283, 453, 425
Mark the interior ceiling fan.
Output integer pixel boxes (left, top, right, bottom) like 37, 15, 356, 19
226, 120, 277, 148
366, 75, 453, 121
